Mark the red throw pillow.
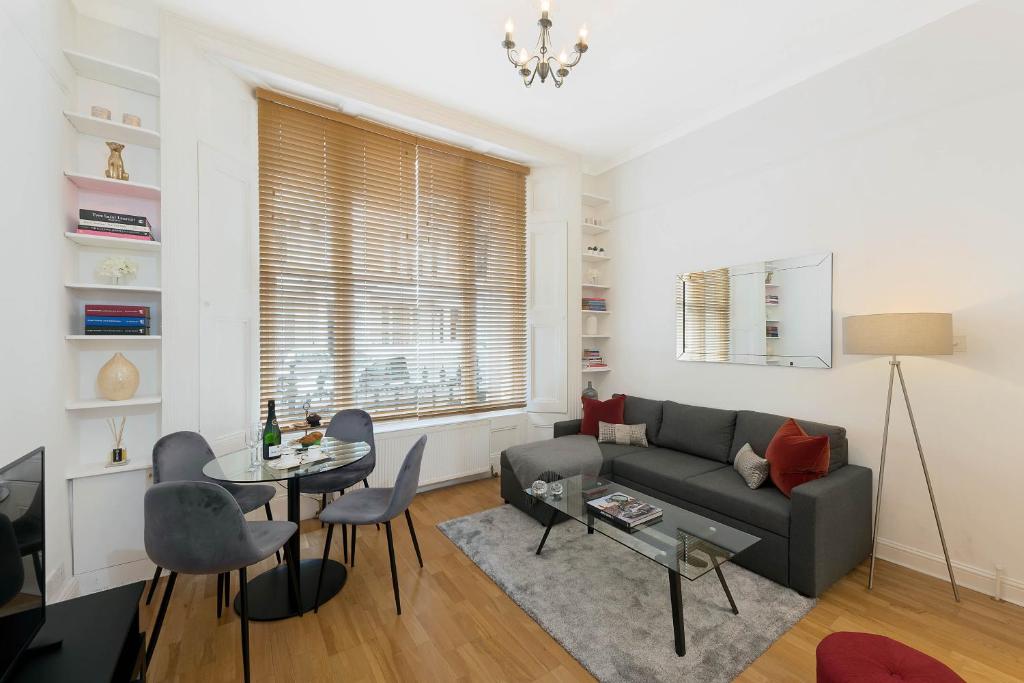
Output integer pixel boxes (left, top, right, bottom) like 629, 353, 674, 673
765, 418, 830, 497
580, 395, 625, 437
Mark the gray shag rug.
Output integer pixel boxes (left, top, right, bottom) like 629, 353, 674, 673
438, 504, 815, 682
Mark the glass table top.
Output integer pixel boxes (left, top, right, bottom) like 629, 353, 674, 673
525, 475, 761, 581
202, 437, 371, 484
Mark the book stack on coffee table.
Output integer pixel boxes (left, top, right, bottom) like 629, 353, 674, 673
84, 305, 151, 336
76, 209, 155, 241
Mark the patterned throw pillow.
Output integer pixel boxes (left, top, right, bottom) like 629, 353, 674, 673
733, 442, 770, 489
598, 421, 648, 447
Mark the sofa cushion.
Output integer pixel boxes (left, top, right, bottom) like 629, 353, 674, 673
730, 410, 848, 471
597, 443, 647, 474
580, 395, 625, 437
614, 394, 664, 446
658, 402, 737, 463
766, 419, 830, 497
678, 467, 792, 537
611, 448, 726, 496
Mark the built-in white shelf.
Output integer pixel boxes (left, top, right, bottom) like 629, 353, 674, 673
582, 282, 610, 289
582, 253, 611, 263
766, 337, 782, 340
65, 460, 152, 480
582, 192, 611, 207
64, 111, 160, 148
63, 49, 160, 96
65, 395, 162, 411
765, 283, 781, 287
65, 232, 161, 251
65, 282, 162, 294
65, 335, 161, 342
582, 367, 611, 373
582, 334, 611, 339
65, 172, 160, 200
582, 310, 608, 314
582, 222, 610, 236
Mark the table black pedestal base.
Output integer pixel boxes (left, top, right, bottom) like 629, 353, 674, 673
234, 559, 347, 621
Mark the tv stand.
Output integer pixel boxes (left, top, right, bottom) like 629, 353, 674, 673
9, 581, 145, 682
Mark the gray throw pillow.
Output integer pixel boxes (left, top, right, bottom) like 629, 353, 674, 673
733, 442, 769, 489
598, 422, 648, 447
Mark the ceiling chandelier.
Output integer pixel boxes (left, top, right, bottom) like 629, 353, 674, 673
501, 1, 589, 88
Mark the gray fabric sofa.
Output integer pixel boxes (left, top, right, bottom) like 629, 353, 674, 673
499, 396, 872, 597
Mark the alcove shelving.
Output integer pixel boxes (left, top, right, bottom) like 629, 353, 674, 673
581, 190, 612, 389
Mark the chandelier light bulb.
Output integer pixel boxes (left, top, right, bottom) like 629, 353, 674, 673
505, 18, 514, 34
558, 49, 568, 64
541, 0, 550, 12
518, 47, 529, 64
579, 25, 588, 41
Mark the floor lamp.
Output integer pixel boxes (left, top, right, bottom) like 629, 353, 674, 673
843, 312, 960, 602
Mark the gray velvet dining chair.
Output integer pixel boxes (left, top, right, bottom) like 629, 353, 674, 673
315, 435, 426, 615
145, 431, 280, 616
299, 409, 378, 564
144, 481, 300, 683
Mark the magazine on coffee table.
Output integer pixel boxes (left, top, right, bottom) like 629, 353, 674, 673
586, 492, 663, 529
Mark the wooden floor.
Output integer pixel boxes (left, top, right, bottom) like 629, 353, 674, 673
143, 477, 1024, 682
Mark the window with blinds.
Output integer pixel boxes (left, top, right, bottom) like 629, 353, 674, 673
675, 268, 731, 362
257, 90, 528, 424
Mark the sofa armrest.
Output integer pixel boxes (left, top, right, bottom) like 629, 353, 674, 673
789, 464, 872, 597
553, 419, 581, 438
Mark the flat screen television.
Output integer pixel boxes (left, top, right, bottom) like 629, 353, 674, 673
0, 447, 44, 682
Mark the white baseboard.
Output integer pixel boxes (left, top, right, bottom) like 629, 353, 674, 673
875, 537, 1024, 607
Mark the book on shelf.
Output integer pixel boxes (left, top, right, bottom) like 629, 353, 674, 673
586, 492, 663, 529
84, 327, 151, 336
85, 316, 150, 328
85, 304, 150, 317
75, 228, 155, 241
79, 209, 150, 228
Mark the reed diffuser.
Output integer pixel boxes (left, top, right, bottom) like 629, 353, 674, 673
107, 416, 128, 466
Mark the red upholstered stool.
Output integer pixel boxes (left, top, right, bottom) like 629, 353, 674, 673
816, 632, 965, 683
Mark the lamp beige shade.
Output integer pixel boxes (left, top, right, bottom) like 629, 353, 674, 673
843, 313, 953, 356
97, 352, 140, 400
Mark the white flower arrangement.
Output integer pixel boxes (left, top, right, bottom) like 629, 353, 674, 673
97, 255, 138, 283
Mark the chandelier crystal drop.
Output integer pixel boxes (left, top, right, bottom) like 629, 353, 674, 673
502, 1, 589, 88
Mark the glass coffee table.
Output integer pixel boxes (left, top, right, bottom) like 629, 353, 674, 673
525, 475, 760, 656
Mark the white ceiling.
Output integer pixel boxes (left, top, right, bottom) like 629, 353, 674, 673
87, 0, 979, 172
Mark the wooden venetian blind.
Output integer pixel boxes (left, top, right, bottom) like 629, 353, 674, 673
675, 268, 731, 362
257, 90, 528, 423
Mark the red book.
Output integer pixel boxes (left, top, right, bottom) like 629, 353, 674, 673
75, 228, 154, 241
84, 305, 150, 317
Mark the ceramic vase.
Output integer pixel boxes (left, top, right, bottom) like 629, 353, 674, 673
582, 381, 598, 400
97, 352, 140, 400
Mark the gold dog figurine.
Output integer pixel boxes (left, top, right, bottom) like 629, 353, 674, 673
105, 141, 129, 181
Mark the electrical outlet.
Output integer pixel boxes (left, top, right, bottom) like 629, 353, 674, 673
952, 335, 967, 353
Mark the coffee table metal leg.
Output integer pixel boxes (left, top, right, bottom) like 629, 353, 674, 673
668, 567, 685, 656
535, 508, 558, 555
586, 510, 594, 534
710, 553, 738, 615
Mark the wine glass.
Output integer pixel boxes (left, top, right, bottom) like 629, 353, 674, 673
245, 422, 263, 472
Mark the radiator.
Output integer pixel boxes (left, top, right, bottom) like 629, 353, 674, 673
370, 419, 498, 489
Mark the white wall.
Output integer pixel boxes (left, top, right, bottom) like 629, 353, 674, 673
0, 0, 75, 599
598, 0, 1024, 604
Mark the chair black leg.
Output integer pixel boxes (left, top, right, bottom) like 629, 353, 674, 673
217, 572, 224, 619
286, 543, 303, 617
364, 479, 380, 530
265, 503, 282, 564
350, 524, 357, 567
341, 524, 348, 565
224, 571, 230, 608
405, 509, 423, 568
239, 567, 251, 683
385, 521, 401, 615
314, 523, 334, 613
145, 565, 163, 605
146, 570, 177, 666
320, 493, 327, 528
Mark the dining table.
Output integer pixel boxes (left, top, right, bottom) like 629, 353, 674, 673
202, 437, 371, 621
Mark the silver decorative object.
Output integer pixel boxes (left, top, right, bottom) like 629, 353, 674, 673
531, 480, 548, 496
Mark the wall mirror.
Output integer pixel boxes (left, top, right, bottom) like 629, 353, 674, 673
675, 252, 832, 368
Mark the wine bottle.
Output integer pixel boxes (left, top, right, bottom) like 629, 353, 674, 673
262, 399, 282, 459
